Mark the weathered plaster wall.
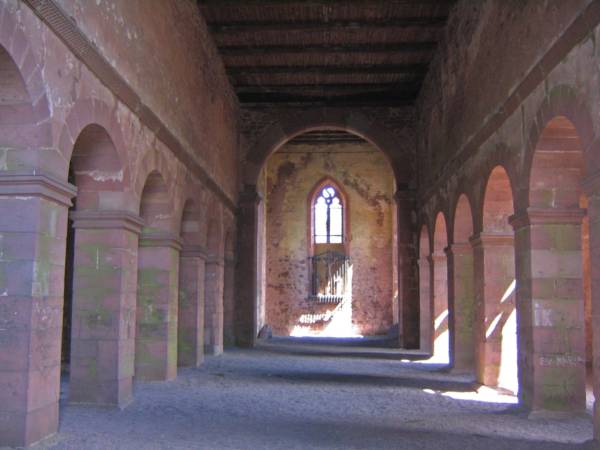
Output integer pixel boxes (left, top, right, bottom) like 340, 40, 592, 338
265, 142, 395, 336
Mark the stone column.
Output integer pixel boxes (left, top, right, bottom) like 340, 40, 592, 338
235, 187, 261, 348
395, 189, 418, 348
583, 173, 600, 437
204, 256, 224, 355
223, 251, 236, 347
69, 211, 143, 407
177, 245, 206, 367
470, 233, 514, 386
418, 255, 433, 354
510, 208, 586, 413
447, 242, 475, 373
0, 172, 76, 448
135, 232, 182, 381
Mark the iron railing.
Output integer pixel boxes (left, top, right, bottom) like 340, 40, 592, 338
309, 251, 351, 303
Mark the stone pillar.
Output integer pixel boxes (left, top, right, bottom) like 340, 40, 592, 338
510, 208, 586, 413
447, 242, 475, 373
177, 245, 206, 367
395, 190, 418, 348
235, 188, 261, 348
418, 255, 433, 354
223, 252, 236, 347
470, 233, 514, 386
69, 211, 143, 407
204, 256, 224, 355
582, 174, 600, 438
135, 232, 182, 381
0, 172, 76, 448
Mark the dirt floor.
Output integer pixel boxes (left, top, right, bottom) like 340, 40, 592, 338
25, 344, 597, 450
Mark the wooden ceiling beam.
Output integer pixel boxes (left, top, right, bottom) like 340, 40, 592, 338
207, 17, 447, 33
237, 91, 417, 105
218, 42, 437, 56
234, 82, 421, 90
199, 0, 453, 7
228, 64, 427, 75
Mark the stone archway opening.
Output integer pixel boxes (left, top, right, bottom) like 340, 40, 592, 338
451, 194, 476, 373
136, 171, 180, 381
177, 199, 205, 368
478, 166, 518, 395
259, 129, 398, 342
418, 225, 432, 354
518, 115, 591, 413
63, 124, 130, 406
204, 218, 224, 355
431, 212, 449, 364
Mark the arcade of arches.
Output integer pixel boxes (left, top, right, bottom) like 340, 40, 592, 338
2, 0, 600, 447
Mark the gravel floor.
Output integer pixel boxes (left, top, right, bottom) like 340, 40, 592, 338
27, 347, 597, 450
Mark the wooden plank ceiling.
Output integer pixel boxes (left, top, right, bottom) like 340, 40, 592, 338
199, 0, 455, 108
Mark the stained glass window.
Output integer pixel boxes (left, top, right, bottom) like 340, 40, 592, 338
314, 185, 343, 244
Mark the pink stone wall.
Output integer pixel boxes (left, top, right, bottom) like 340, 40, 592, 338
265, 142, 395, 336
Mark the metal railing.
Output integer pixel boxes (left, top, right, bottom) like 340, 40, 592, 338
309, 251, 351, 303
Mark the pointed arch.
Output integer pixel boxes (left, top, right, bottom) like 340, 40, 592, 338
307, 176, 349, 255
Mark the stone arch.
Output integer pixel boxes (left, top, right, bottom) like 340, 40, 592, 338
68, 124, 128, 211
179, 198, 204, 246
482, 165, 516, 234
243, 108, 409, 186
452, 194, 475, 244
139, 170, 172, 232
0, 5, 51, 126
0, 22, 52, 172
59, 99, 131, 190
307, 176, 350, 255
522, 85, 598, 198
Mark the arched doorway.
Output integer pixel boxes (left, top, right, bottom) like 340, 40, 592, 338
476, 166, 517, 393
178, 199, 205, 367
136, 171, 180, 381
514, 115, 591, 412
260, 130, 397, 339
451, 195, 476, 372
432, 212, 449, 363
418, 225, 432, 353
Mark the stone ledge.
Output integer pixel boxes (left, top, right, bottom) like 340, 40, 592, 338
70, 210, 144, 234
0, 171, 76, 207
509, 207, 586, 229
180, 245, 209, 259
139, 231, 183, 251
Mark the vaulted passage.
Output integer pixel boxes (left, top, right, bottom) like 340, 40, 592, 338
1, 1, 600, 448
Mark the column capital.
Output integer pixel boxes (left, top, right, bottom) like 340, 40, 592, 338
509, 207, 585, 230
70, 210, 144, 234
0, 170, 76, 207
139, 231, 183, 251
469, 232, 514, 248
180, 244, 209, 259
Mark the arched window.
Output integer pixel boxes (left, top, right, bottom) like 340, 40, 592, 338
314, 185, 343, 244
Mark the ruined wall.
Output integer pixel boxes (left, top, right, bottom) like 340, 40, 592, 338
417, 0, 592, 195
265, 142, 395, 336
54, 0, 239, 199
